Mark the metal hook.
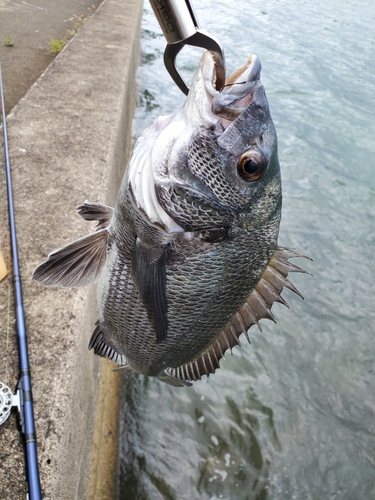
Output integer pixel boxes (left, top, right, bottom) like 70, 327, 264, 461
149, 0, 226, 95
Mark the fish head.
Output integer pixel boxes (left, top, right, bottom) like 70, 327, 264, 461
156, 50, 281, 230
129, 51, 281, 233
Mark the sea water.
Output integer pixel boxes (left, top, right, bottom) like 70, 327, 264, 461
118, 1, 375, 498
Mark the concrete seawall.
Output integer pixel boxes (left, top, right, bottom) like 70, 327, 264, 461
0, 0, 143, 498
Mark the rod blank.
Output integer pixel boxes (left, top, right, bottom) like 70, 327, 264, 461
0, 62, 42, 500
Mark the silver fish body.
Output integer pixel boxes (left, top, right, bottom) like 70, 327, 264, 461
33, 52, 308, 386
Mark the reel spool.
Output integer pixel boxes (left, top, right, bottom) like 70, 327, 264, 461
0, 381, 13, 425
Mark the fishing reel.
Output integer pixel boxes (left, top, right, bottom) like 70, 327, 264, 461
0, 381, 15, 425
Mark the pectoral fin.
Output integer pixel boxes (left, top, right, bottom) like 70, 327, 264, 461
32, 228, 109, 287
132, 240, 168, 343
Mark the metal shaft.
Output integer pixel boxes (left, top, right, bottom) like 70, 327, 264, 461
149, 0, 199, 44
0, 62, 42, 500
149, 0, 226, 95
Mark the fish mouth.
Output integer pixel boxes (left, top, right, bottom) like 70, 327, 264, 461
195, 51, 262, 126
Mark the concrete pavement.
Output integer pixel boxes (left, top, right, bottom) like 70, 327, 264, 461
0, 0, 105, 112
0, 0, 143, 498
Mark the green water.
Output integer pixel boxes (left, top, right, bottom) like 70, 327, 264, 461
118, 1, 375, 498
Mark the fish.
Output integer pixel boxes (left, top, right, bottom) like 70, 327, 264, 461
33, 51, 309, 387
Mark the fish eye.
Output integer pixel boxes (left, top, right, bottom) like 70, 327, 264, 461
237, 150, 266, 182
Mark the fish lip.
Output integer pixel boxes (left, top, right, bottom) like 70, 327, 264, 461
185, 52, 262, 128
205, 52, 261, 94
210, 54, 262, 122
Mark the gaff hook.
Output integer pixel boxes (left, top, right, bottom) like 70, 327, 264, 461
149, 0, 226, 95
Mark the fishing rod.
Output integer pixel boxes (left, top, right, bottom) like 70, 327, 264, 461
0, 62, 42, 500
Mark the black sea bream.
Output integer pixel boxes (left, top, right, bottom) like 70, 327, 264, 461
33, 52, 308, 387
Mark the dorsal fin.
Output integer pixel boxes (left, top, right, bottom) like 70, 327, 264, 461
166, 247, 311, 383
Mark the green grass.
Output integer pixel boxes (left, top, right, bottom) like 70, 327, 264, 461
48, 37, 67, 54
3, 37, 14, 47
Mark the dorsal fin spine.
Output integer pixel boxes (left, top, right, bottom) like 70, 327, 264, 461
194, 360, 201, 380
235, 312, 251, 343
257, 278, 289, 308
212, 345, 220, 365
215, 338, 224, 358
201, 355, 208, 375
243, 302, 262, 331
265, 266, 304, 299
187, 363, 194, 380
222, 330, 232, 354
206, 352, 213, 372
252, 290, 276, 323
270, 255, 310, 275
228, 322, 241, 346
234, 312, 247, 335
167, 247, 309, 384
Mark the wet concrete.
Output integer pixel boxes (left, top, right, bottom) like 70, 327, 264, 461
0, 0, 143, 498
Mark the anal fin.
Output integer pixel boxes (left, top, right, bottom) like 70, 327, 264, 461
89, 322, 127, 365
32, 228, 109, 287
157, 370, 193, 387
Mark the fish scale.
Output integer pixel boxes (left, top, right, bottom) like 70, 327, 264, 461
101, 209, 280, 376
187, 131, 250, 209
